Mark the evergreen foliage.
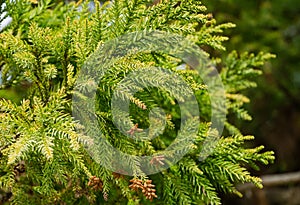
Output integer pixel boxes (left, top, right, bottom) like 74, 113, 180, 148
0, 0, 274, 204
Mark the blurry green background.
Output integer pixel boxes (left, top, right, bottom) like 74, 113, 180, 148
202, 0, 300, 173
202, 0, 300, 204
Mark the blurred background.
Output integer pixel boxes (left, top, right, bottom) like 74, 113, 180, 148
202, 0, 300, 204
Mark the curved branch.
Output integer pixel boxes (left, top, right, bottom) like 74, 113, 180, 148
238, 171, 300, 191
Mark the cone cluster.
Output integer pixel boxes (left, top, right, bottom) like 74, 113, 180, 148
103, 191, 108, 201
112, 172, 124, 179
88, 176, 103, 191
14, 161, 26, 181
129, 178, 157, 201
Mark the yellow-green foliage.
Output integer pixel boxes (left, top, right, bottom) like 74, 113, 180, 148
0, 0, 274, 204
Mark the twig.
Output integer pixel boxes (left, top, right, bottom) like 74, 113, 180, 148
238, 171, 300, 191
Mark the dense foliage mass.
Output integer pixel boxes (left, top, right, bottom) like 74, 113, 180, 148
0, 0, 274, 204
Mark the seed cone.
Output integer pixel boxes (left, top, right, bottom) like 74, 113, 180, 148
88, 176, 103, 191
129, 178, 158, 201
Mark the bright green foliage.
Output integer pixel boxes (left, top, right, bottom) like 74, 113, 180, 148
0, 0, 274, 204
